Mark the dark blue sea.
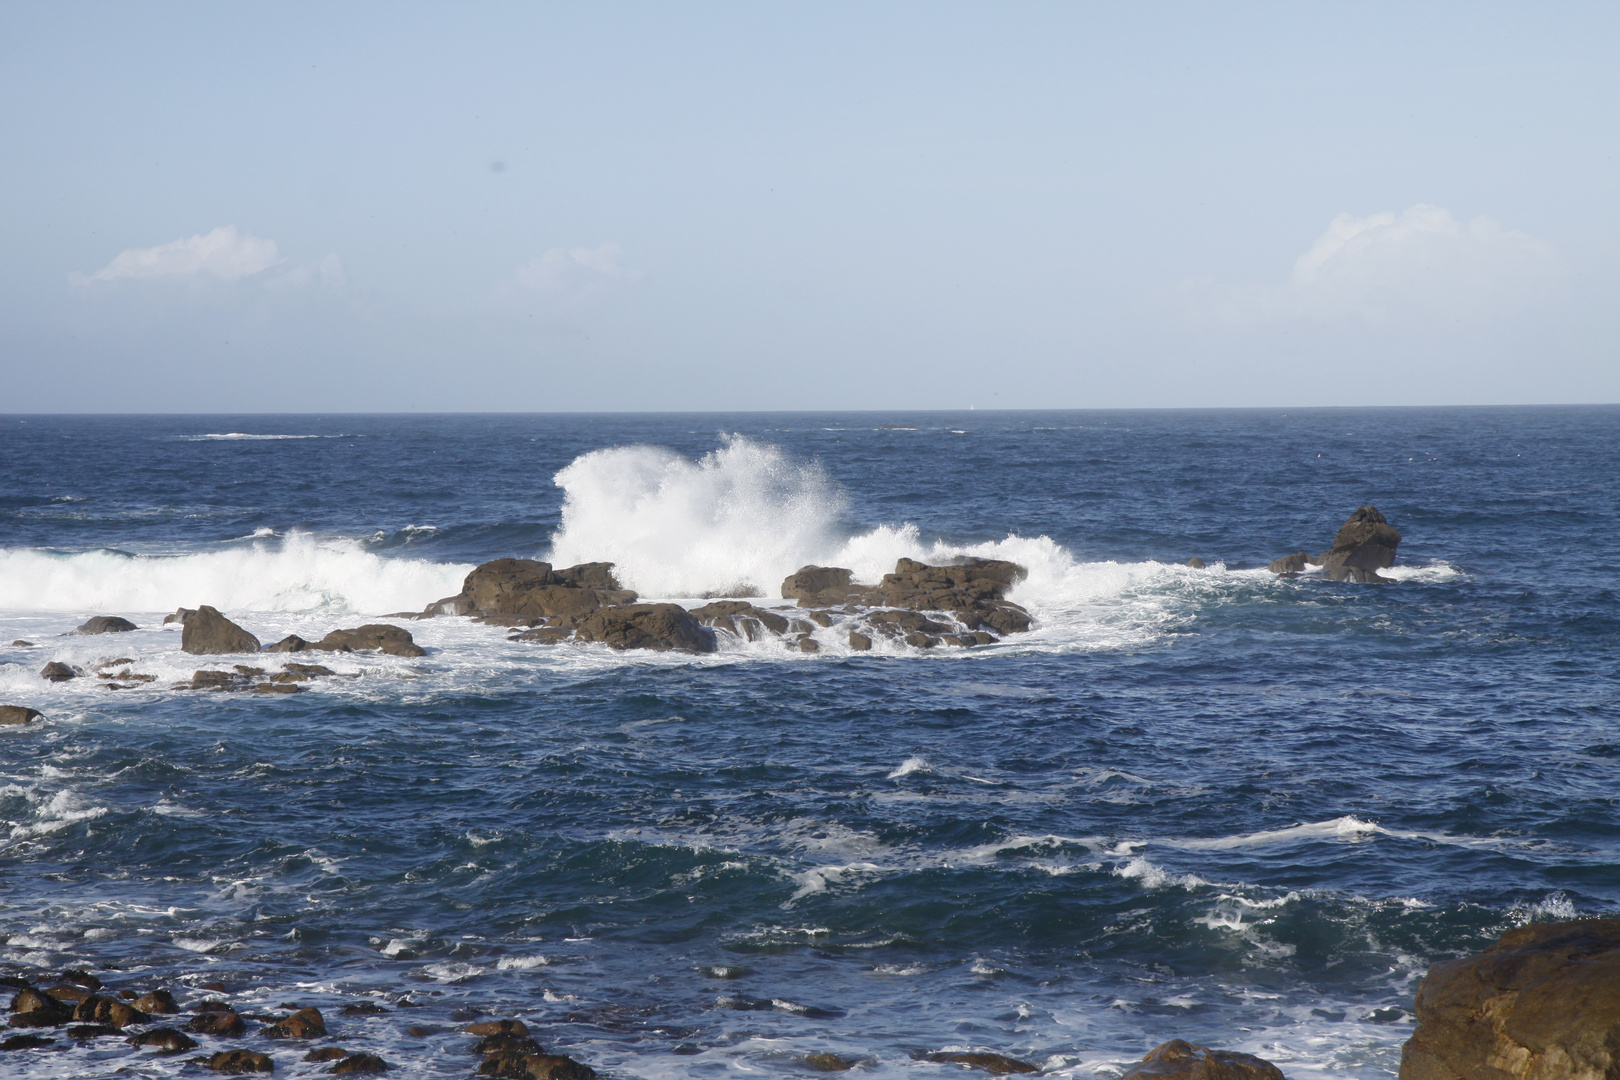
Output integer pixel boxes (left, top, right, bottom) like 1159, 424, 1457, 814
1, 408, 1617, 1078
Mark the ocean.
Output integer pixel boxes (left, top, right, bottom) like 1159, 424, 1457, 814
0, 408, 1616, 1078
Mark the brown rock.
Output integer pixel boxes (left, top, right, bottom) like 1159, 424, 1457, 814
163, 608, 195, 625
575, 604, 716, 653
1119, 1039, 1285, 1079
474, 1034, 545, 1056
332, 1053, 390, 1073
10, 640, 33, 647
439, 558, 636, 620
0, 706, 42, 725
187, 1007, 246, 1036
478, 1052, 597, 1079
309, 625, 425, 657
40, 661, 78, 682
848, 630, 872, 651
182, 606, 262, 655
72, 995, 147, 1028
340, 1002, 389, 1015
1267, 551, 1313, 575
65, 1023, 121, 1038
1321, 505, 1402, 583
207, 1048, 274, 1073
262, 1006, 326, 1039
1185, 557, 1206, 569
43, 983, 90, 1003
781, 565, 862, 606
76, 615, 137, 634
1399, 918, 1620, 1080
464, 1019, 530, 1038
135, 989, 178, 1014
690, 601, 792, 640
805, 1052, 855, 1071
1, 1033, 53, 1049
129, 1026, 198, 1053
551, 562, 622, 590
305, 1047, 349, 1061
925, 1051, 1038, 1074
265, 636, 309, 653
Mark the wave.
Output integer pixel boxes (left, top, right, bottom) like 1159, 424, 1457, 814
182, 433, 341, 441
0, 533, 468, 614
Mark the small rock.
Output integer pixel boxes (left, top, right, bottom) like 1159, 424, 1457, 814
129, 1026, 199, 1053
805, 1052, 855, 1071
405, 1026, 433, 1038
44, 984, 90, 1003
72, 994, 147, 1028
207, 1048, 275, 1073
10, 640, 33, 647
331, 1053, 390, 1073
163, 608, 195, 625
200, 981, 229, 993
1185, 557, 1206, 569
182, 606, 262, 655
1119, 1039, 1284, 1079
253, 683, 302, 694
478, 1052, 598, 1079
265, 636, 309, 653
76, 616, 137, 634
135, 989, 179, 1014
65, 1023, 121, 1038
464, 1019, 530, 1038
262, 1006, 326, 1039
40, 662, 78, 682
308, 625, 425, 657
305, 1047, 349, 1061
187, 1008, 246, 1036
796, 634, 820, 653
340, 1002, 389, 1015
574, 604, 716, 653
847, 630, 872, 651
0, 1034, 53, 1050
1267, 550, 1313, 575
0, 706, 42, 726
473, 1034, 544, 1056
926, 1052, 1038, 1074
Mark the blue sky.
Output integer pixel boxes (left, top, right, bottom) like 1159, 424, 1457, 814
2, 2, 1615, 410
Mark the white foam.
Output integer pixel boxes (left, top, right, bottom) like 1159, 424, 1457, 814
887, 755, 932, 779
0, 533, 468, 614
495, 955, 551, 970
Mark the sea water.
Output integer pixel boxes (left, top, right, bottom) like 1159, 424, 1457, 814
0, 408, 1616, 1078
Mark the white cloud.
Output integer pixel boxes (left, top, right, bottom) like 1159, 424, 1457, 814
1184, 205, 1562, 325
83, 225, 283, 283
509, 243, 640, 295
268, 253, 347, 292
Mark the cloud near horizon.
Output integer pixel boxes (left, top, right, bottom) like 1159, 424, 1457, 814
81, 225, 284, 283
508, 243, 640, 296
1182, 205, 1563, 326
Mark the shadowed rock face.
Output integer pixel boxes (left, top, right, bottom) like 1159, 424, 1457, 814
0, 706, 42, 725
433, 559, 637, 620
1120, 1039, 1286, 1079
181, 606, 261, 655
574, 604, 717, 653
1399, 919, 1620, 1080
1322, 505, 1402, 583
76, 616, 137, 635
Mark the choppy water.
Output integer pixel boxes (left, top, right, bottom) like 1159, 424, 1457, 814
1, 408, 1616, 1078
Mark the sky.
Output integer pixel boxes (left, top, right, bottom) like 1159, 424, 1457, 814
1, 2, 1616, 411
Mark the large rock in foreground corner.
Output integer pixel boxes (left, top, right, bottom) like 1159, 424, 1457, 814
575, 604, 717, 653
182, 606, 262, 655
1399, 918, 1620, 1080
1321, 505, 1402, 583
1121, 1040, 1285, 1079
76, 616, 137, 635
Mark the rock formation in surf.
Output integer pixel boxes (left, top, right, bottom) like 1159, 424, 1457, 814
266, 624, 425, 657
1120, 1039, 1285, 1079
181, 605, 262, 655
1398, 918, 1620, 1080
0, 705, 42, 725
75, 615, 137, 635
1268, 505, 1402, 582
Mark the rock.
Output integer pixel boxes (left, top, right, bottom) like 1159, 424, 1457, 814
474, 1034, 545, 1056
575, 604, 717, 653
308, 625, 425, 657
435, 559, 636, 620
44, 984, 90, 1003
551, 562, 621, 590
478, 1052, 597, 1079
690, 601, 792, 641
925, 1051, 1038, 1074
1119, 1039, 1285, 1079
0, 706, 41, 725
135, 989, 178, 1014
8, 987, 72, 1027
11, 641, 33, 647
262, 1006, 326, 1039
1268, 551, 1313, 575
207, 1048, 275, 1073
340, 1002, 388, 1015
465, 1020, 530, 1038
781, 565, 862, 606
163, 608, 195, 625
331, 1053, 390, 1073
1398, 918, 1620, 1080
805, 1052, 855, 1071
1322, 505, 1402, 583
66, 1023, 121, 1038
265, 636, 309, 653
40, 662, 78, 682
182, 606, 261, 655
305, 1047, 350, 1061
796, 634, 820, 653
187, 1007, 246, 1036
848, 630, 872, 651
1185, 557, 1206, 569
129, 1026, 198, 1053
76, 615, 137, 634
72, 995, 146, 1027
0, 1034, 52, 1050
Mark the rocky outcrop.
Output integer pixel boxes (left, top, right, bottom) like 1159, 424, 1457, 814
1398, 918, 1620, 1080
40, 661, 79, 682
924, 1051, 1038, 1074
0, 706, 42, 725
263, 1005, 326, 1038
427, 559, 636, 620
134, 990, 178, 1014
73, 995, 146, 1028
1321, 506, 1402, 583
776, 557, 1031, 646
1120, 1039, 1285, 1079
781, 566, 863, 606
1267, 551, 1315, 575
163, 608, 194, 625
182, 606, 262, 655
308, 625, 425, 657
690, 601, 794, 640
575, 604, 717, 653
76, 616, 136, 635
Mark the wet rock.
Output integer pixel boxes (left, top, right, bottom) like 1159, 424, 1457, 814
76, 615, 137, 634
200, 982, 229, 993
478, 1052, 598, 1079
187, 1006, 246, 1036
465, 1020, 530, 1038
551, 562, 622, 590
265, 636, 309, 653
1322, 505, 1402, 583
340, 1002, 389, 1015
129, 1026, 199, 1053
0, 706, 42, 725
575, 604, 717, 653
65, 1023, 121, 1038
806, 610, 835, 627
405, 1026, 433, 1038
164, 608, 195, 625
1398, 918, 1620, 1080
10, 640, 33, 647
305, 1047, 350, 1061
805, 1052, 855, 1071
309, 625, 425, 658
1119, 1039, 1285, 1079
796, 634, 820, 653
1185, 557, 1206, 569
207, 1048, 275, 1073
182, 606, 262, 655
332, 1052, 390, 1073
509, 627, 572, 645
473, 1034, 545, 1056
41, 661, 78, 682
848, 630, 872, 650
8, 987, 73, 1026
72, 994, 147, 1027
781, 566, 862, 606
434, 559, 636, 620
262, 1006, 326, 1039
43, 983, 90, 1003
0, 1033, 52, 1050
1267, 550, 1313, 575
690, 601, 792, 641
253, 683, 301, 694
925, 1051, 1038, 1074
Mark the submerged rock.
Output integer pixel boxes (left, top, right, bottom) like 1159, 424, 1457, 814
0, 706, 42, 725
575, 604, 717, 653
182, 606, 262, 655
76, 616, 137, 634
262, 1006, 326, 1039
331, 1052, 390, 1073
207, 1048, 274, 1073
804, 1052, 856, 1071
925, 1051, 1038, 1074
1119, 1039, 1285, 1079
1399, 918, 1620, 1080
463, 1020, 531, 1039
0, 1033, 53, 1050
1185, 557, 1206, 569
128, 1026, 198, 1053
306, 1047, 350, 1061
